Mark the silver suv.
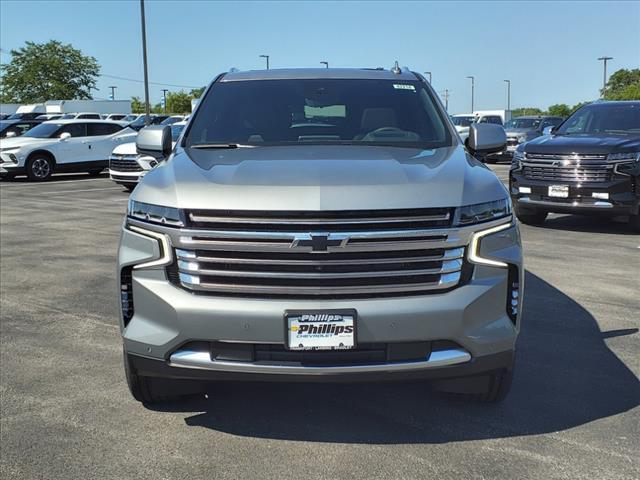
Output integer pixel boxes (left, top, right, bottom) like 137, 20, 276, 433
118, 68, 523, 404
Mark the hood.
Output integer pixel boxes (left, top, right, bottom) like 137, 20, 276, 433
0, 136, 54, 149
505, 128, 532, 136
133, 145, 508, 211
523, 133, 640, 155
112, 141, 137, 155
111, 139, 178, 156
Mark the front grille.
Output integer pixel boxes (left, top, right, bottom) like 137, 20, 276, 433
109, 156, 143, 172
522, 152, 614, 183
168, 208, 465, 298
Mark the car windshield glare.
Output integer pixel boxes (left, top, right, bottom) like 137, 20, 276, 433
505, 118, 540, 129
22, 123, 62, 138
185, 78, 452, 149
556, 103, 640, 135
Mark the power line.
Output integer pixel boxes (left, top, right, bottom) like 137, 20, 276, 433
99, 73, 201, 89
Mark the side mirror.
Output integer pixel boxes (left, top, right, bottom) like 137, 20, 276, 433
59, 132, 71, 141
542, 126, 555, 135
5, 131, 17, 138
136, 125, 172, 159
467, 123, 506, 154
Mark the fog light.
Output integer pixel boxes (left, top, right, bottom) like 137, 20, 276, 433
592, 192, 609, 200
120, 267, 134, 326
507, 266, 520, 325
518, 186, 531, 194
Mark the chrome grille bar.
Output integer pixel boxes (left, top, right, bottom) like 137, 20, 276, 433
158, 208, 473, 298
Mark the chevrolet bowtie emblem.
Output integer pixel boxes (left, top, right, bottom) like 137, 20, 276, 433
291, 233, 349, 252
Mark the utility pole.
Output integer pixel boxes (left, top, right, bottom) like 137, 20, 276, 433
161, 89, 169, 113
140, 0, 151, 125
503, 79, 511, 111
320, 61, 329, 68
597, 56, 613, 98
466, 76, 475, 113
424, 71, 432, 84
260, 54, 270, 69
442, 89, 450, 111
108, 86, 117, 100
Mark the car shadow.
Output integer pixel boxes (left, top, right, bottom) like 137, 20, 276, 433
147, 271, 639, 444
537, 213, 637, 235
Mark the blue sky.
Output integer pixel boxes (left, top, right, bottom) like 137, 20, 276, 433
1, 0, 638, 113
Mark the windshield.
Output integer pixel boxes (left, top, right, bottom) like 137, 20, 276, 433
556, 103, 640, 135
22, 123, 62, 138
185, 78, 451, 148
504, 118, 541, 129
450, 116, 475, 127
171, 124, 185, 141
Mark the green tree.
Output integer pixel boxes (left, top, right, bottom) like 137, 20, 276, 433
603, 68, 640, 100
547, 104, 571, 117
512, 107, 544, 117
0, 40, 99, 103
130, 96, 145, 113
166, 90, 192, 114
189, 87, 205, 98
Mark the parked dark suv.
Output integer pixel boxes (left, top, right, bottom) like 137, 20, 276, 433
510, 101, 640, 230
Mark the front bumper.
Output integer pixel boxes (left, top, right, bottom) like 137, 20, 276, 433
510, 170, 639, 216
117, 219, 523, 381
109, 169, 145, 184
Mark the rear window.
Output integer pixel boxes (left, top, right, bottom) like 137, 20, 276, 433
88, 123, 123, 136
186, 78, 451, 149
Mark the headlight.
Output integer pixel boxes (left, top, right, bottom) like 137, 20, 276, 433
127, 200, 185, 227
453, 198, 512, 227
511, 150, 525, 170
0, 147, 21, 153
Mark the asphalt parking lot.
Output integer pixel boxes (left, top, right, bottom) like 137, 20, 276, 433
1, 165, 638, 480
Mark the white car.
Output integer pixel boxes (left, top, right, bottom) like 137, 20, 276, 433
109, 121, 186, 191
59, 112, 102, 120
0, 119, 136, 181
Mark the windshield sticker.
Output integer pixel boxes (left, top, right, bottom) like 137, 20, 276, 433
393, 84, 416, 91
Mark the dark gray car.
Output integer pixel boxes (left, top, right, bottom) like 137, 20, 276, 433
117, 68, 522, 404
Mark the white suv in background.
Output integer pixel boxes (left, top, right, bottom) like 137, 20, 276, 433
0, 120, 136, 181
109, 121, 186, 191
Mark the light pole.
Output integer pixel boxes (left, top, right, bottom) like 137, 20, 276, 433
442, 89, 450, 111
260, 54, 270, 69
424, 71, 432, 84
320, 61, 329, 68
503, 79, 511, 111
108, 86, 117, 101
140, 0, 151, 125
597, 56, 613, 98
161, 89, 169, 113
466, 76, 475, 113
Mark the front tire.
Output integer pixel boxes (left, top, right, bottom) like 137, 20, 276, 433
514, 203, 548, 226
26, 155, 54, 181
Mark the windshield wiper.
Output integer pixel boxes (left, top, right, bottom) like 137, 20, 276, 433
190, 143, 250, 149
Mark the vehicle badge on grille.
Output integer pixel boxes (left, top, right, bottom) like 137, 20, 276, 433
291, 233, 349, 252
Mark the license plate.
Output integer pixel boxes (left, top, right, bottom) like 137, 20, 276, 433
285, 310, 356, 351
548, 185, 569, 198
